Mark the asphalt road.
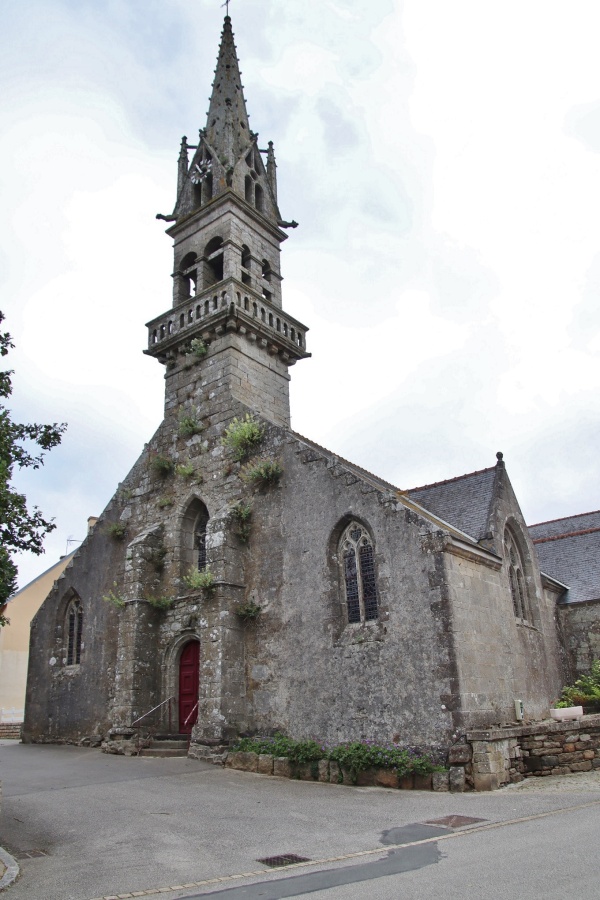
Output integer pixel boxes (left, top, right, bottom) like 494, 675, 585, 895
1, 740, 599, 900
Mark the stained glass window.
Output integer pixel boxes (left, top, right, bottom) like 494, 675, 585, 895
504, 529, 532, 624
66, 598, 83, 665
340, 522, 379, 624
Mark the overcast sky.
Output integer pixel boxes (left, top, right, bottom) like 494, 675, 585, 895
3, 0, 600, 588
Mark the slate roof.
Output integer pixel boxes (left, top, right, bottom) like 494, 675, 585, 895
529, 510, 600, 540
407, 467, 497, 542
529, 512, 600, 604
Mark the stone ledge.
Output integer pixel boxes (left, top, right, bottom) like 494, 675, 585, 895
466, 713, 600, 742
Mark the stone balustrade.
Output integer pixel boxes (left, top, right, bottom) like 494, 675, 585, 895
146, 278, 306, 357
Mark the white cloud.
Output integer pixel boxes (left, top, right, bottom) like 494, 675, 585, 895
3, 0, 600, 587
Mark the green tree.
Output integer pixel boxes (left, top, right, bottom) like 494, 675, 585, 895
0, 312, 66, 613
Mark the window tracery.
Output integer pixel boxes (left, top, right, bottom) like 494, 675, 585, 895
65, 597, 83, 665
340, 522, 378, 623
504, 528, 532, 624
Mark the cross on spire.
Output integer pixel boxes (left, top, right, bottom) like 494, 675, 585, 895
221, 0, 230, 16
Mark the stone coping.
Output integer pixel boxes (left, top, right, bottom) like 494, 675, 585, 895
466, 713, 600, 742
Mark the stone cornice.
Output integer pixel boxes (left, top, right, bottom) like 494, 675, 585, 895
145, 278, 310, 368
443, 536, 503, 570
166, 189, 288, 244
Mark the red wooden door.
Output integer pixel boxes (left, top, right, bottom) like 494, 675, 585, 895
179, 641, 199, 733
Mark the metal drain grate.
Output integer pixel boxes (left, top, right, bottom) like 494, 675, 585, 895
15, 849, 48, 859
425, 815, 487, 829
257, 854, 311, 868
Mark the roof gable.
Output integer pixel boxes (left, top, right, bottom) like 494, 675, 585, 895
408, 467, 497, 541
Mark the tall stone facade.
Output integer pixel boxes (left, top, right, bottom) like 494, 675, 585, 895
23, 16, 586, 758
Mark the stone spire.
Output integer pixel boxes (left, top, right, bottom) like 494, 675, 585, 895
205, 16, 252, 169
177, 135, 189, 197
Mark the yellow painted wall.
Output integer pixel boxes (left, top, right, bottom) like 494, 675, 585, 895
0, 554, 75, 719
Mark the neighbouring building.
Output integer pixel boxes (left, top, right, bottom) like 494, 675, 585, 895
22, 16, 600, 765
1, 552, 75, 727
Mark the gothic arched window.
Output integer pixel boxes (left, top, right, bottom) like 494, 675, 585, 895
194, 507, 209, 571
66, 597, 83, 665
340, 522, 378, 624
181, 498, 210, 577
504, 528, 532, 624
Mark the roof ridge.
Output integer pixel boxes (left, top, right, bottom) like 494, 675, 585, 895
532, 525, 600, 544
408, 465, 496, 494
529, 509, 600, 528
289, 431, 401, 493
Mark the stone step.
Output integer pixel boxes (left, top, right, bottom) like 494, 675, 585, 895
139, 746, 189, 758
147, 739, 189, 750
138, 736, 189, 757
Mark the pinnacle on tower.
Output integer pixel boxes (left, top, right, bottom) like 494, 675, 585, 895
205, 16, 252, 169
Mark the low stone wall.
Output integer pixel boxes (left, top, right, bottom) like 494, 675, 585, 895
224, 751, 456, 792
0, 724, 21, 739
464, 713, 600, 790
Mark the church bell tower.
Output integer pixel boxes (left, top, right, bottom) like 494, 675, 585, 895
145, 15, 309, 430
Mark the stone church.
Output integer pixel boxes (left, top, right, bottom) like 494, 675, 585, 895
23, 16, 599, 759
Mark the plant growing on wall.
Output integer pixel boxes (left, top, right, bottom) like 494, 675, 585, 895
103, 585, 126, 608
150, 454, 174, 478
189, 337, 208, 359
241, 458, 282, 488
182, 567, 216, 596
235, 600, 262, 621
106, 522, 127, 541
178, 413, 203, 438
148, 546, 168, 573
175, 462, 196, 479
231, 501, 252, 542
145, 595, 174, 611
221, 414, 264, 461
157, 495, 174, 509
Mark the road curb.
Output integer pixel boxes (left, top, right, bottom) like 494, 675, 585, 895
0, 844, 19, 891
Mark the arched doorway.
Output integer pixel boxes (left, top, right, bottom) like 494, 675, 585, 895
178, 641, 199, 733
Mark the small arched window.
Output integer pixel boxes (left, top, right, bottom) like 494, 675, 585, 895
340, 522, 378, 624
204, 236, 224, 286
241, 244, 251, 285
181, 499, 210, 577
180, 251, 198, 300
245, 175, 253, 204
504, 528, 532, 624
255, 184, 264, 212
66, 597, 83, 665
194, 508, 209, 571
